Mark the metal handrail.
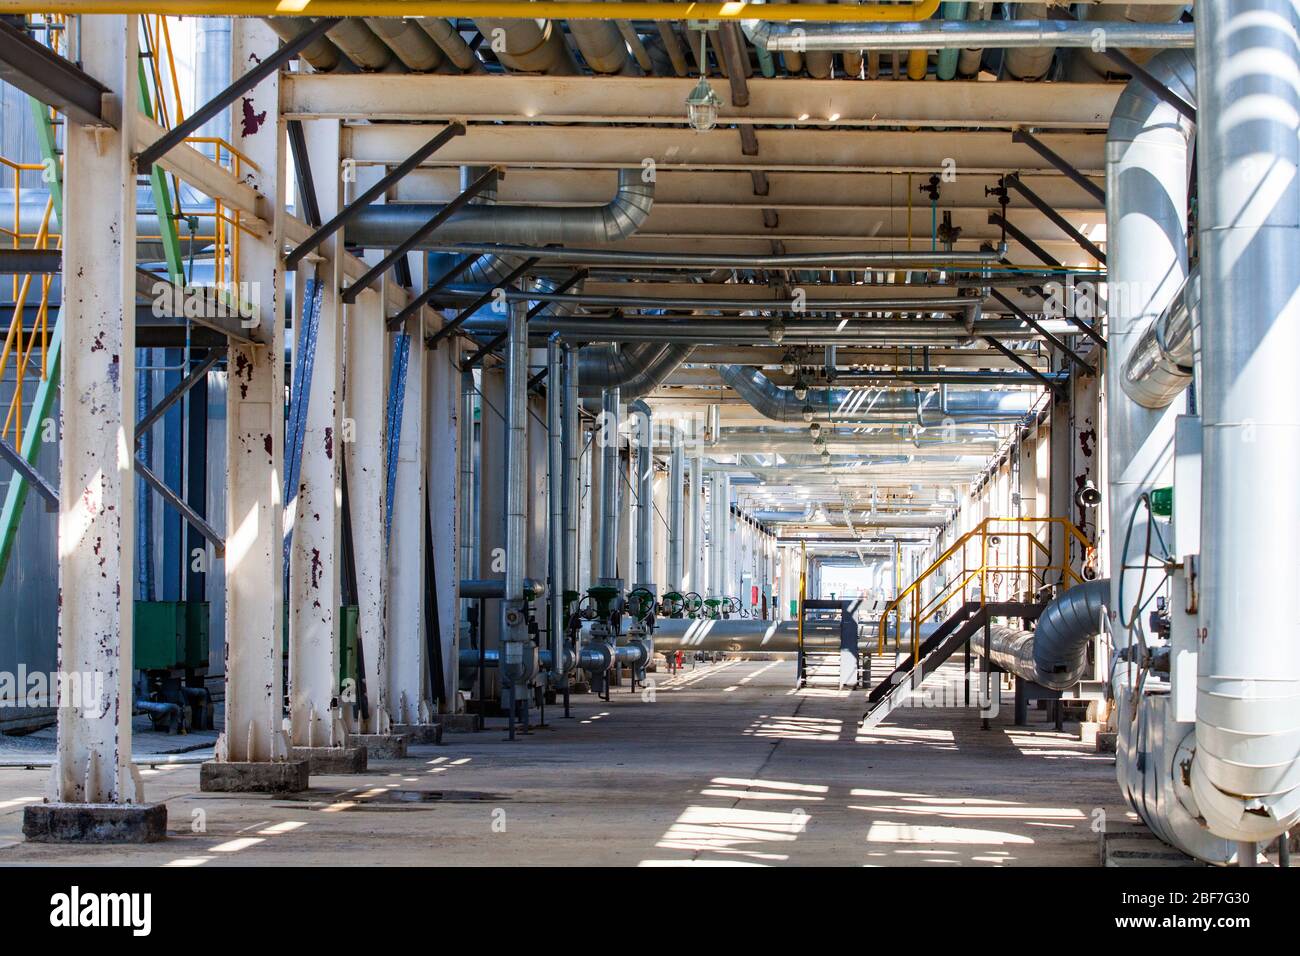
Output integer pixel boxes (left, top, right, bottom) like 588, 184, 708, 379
877, 516, 1091, 659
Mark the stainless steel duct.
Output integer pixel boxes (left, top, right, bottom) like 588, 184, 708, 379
1121, 265, 1198, 409
620, 343, 696, 400
688, 454, 703, 592
1190, 0, 1300, 846
347, 168, 654, 249
547, 334, 569, 682
562, 345, 580, 595
629, 399, 655, 589
718, 365, 1035, 424
744, 17, 1195, 52
501, 295, 537, 701
577, 342, 665, 390
974, 580, 1108, 690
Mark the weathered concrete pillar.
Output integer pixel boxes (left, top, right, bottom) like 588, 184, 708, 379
426, 335, 461, 717
346, 282, 390, 737
200, 19, 305, 795
288, 118, 344, 751
387, 318, 428, 728
24, 14, 168, 843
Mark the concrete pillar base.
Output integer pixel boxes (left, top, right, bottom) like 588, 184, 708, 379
199, 760, 310, 793
394, 723, 443, 745
437, 714, 482, 733
345, 733, 410, 758
23, 802, 168, 844
290, 746, 368, 774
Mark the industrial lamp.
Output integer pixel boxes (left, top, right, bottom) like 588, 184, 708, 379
685, 25, 723, 131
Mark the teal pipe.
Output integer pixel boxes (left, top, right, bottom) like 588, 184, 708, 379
753, 37, 776, 77
936, 2, 966, 80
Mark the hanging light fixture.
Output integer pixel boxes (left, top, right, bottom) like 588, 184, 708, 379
685, 25, 723, 132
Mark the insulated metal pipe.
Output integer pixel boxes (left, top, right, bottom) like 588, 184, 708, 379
598, 384, 621, 579
972, 580, 1108, 690
1121, 266, 1198, 410
547, 334, 568, 681
503, 299, 529, 601
1191, 0, 1300, 845
629, 399, 655, 589
434, 243, 1006, 269
668, 430, 684, 592
562, 343, 580, 595
688, 453, 703, 592
458, 369, 477, 608
746, 17, 1195, 52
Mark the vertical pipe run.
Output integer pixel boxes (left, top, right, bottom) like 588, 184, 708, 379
599, 385, 621, 580
562, 344, 579, 595
688, 453, 702, 592
630, 399, 654, 588
1190, 0, 1300, 844
547, 335, 566, 683
504, 299, 528, 600
668, 430, 684, 590
459, 369, 476, 613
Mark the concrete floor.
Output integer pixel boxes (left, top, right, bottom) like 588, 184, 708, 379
0, 659, 1125, 866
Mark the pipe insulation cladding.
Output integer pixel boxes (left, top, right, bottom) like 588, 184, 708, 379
1189, 0, 1300, 845
973, 580, 1109, 691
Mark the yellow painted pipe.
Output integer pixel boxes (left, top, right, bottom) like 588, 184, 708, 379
906, 47, 927, 79
0, 1, 942, 22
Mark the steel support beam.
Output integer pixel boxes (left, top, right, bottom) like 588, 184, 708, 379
460, 269, 586, 371
1103, 48, 1197, 123
134, 349, 222, 440
221, 18, 291, 764
52, 13, 141, 806
0, 248, 60, 273
1002, 173, 1106, 264
386, 253, 479, 331
0, 18, 109, 127
988, 212, 1063, 269
1010, 129, 1106, 205
286, 122, 464, 268
134, 17, 339, 169
426, 256, 538, 347
989, 288, 1094, 375
133, 457, 224, 556
0, 434, 56, 505
341, 165, 498, 303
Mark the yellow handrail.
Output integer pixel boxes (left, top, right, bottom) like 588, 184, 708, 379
877, 516, 1091, 660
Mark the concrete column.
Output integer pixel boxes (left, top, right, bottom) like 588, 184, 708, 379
288, 119, 344, 749
427, 337, 461, 712
199, 19, 301, 794
345, 283, 390, 734
387, 319, 429, 724
35, 16, 153, 835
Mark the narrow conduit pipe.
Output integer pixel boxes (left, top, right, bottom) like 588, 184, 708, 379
431, 243, 1003, 270
667, 430, 684, 592
629, 399, 655, 590
1190, 0, 1300, 846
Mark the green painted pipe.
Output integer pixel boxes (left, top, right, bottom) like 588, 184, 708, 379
936, 1, 966, 80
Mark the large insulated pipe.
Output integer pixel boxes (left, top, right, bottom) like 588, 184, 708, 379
974, 580, 1108, 690
1104, 47, 1194, 669
1121, 266, 1198, 410
598, 385, 621, 580
266, 17, 345, 71
472, 16, 578, 74
718, 365, 1035, 424
458, 370, 477, 606
364, 18, 446, 71
630, 399, 655, 589
326, 19, 395, 70
504, 299, 529, 601
562, 344, 580, 595
567, 3, 633, 73
688, 453, 702, 592
746, 17, 1195, 52
1190, 0, 1300, 845
1003, 4, 1056, 80
415, 18, 484, 72
577, 342, 666, 391
667, 431, 684, 592
547, 334, 569, 681
347, 169, 654, 248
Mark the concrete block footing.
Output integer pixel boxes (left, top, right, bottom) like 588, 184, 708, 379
1101, 821, 1203, 867
23, 802, 168, 843
437, 714, 482, 733
199, 760, 310, 793
395, 723, 443, 745
345, 733, 410, 758
291, 746, 368, 774
1096, 730, 1118, 753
